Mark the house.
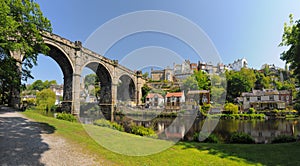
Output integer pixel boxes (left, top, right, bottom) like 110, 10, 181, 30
186, 90, 210, 105
227, 58, 248, 71
165, 91, 185, 112
145, 93, 164, 108
49, 84, 63, 105
150, 67, 174, 82
241, 89, 292, 111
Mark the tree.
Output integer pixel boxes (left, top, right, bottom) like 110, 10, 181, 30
0, 49, 20, 104
142, 72, 149, 79
280, 14, 300, 82
226, 68, 256, 102
36, 88, 56, 111
28, 80, 44, 91
141, 84, 151, 103
0, 0, 52, 107
182, 75, 198, 92
193, 70, 211, 90
84, 74, 100, 97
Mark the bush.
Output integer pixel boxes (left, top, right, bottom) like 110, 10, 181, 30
194, 132, 219, 143
94, 119, 113, 128
56, 112, 77, 122
229, 132, 255, 144
111, 122, 125, 132
130, 124, 157, 138
248, 108, 256, 114
271, 135, 296, 144
93, 119, 124, 132
223, 103, 238, 114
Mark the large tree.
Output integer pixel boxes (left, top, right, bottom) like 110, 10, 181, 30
0, 0, 51, 106
280, 14, 300, 82
226, 68, 256, 102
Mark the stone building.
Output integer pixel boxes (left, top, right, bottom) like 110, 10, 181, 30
241, 89, 292, 111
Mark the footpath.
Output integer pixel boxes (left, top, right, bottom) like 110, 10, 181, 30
0, 107, 100, 166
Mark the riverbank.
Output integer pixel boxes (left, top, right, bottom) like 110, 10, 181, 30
22, 110, 300, 165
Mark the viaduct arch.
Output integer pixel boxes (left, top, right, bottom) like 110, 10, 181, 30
11, 32, 146, 116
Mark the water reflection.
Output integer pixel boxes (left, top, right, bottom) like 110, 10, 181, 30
79, 104, 299, 144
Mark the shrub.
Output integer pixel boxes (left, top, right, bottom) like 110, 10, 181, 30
93, 119, 124, 132
130, 124, 157, 138
111, 122, 125, 132
56, 112, 77, 122
248, 108, 256, 114
94, 119, 113, 128
271, 135, 296, 144
229, 132, 255, 144
194, 132, 219, 143
223, 103, 238, 114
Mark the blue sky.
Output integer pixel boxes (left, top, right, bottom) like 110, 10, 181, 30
28, 0, 300, 84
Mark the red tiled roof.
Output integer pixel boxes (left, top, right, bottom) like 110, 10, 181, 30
146, 93, 163, 99
166, 92, 183, 98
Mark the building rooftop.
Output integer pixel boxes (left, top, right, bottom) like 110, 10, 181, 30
166, 92, 184, 98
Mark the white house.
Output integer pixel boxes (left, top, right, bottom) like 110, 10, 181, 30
145, 93, 164, 108
165, 91, 185, 112
228, 58, 248, 71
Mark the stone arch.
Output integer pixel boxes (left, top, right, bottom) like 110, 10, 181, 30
82, 62, 113, 105
117, 74, 136, 103
42, 42, 74, 112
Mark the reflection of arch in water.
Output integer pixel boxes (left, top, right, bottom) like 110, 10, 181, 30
117, 74, 136, 102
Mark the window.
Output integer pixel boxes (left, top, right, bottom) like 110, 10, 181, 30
257, 96, 261, 101
270, 95, 274, 101
246, 97, 250, 101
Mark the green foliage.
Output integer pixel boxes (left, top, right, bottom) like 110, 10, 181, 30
36, 88, 56, 111
226, 68, 256, 102
130, 123, 157, 138
0, 0, 51, 106
0, 50, 20, 105
142, 72, 149, 79
84, 73, 100, 96
271, 135, 296, 144
141, 84, 151, 103
193, 70, 211, 90
111, 122, 125, 132
182, 75, 198, 91
56, 112, 77, 122
224, 103, 239, 114
94, 119, 112, 128
229, 132, 255, 144
248, 108, 256, 114
93, 119, 124, 132
280, 14, 300, 82
194, 133, 220, 143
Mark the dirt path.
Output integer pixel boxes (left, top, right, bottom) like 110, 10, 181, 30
0, 107, 101, 166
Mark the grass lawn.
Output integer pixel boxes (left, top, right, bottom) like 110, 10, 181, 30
23, 110, 300, 166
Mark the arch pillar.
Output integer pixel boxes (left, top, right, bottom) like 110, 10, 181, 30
71, 42, 82, 116
136, 71, 143, 106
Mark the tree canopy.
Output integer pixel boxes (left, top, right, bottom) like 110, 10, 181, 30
226, 68, 256, 102
279, 14, 300, 82
0, 0, 51, 106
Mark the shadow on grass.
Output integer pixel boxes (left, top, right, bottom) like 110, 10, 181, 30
0, 110, 56, 165
178, 141, 300, 166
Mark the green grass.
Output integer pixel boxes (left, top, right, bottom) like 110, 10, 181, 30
22, 110, 300, 166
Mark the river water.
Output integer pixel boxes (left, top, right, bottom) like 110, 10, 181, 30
79, 109, 300, 143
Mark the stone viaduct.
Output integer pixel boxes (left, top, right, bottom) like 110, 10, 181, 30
11, 32, 146, 116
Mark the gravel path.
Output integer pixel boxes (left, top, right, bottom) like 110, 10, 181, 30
0, 107, 101, 166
